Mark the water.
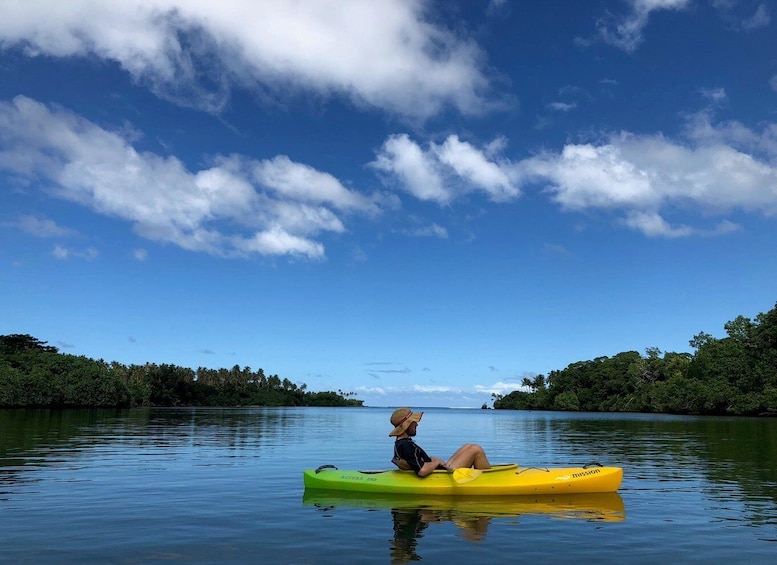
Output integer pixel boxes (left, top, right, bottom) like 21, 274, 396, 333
1, 407, 775, 564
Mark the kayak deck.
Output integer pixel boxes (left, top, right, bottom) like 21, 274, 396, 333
303, 463, 623, 495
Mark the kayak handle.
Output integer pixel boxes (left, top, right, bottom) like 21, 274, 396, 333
315, 464, 338, 473
583, 462, 603, 468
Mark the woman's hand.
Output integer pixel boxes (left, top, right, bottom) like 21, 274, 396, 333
418, 456, 448, 477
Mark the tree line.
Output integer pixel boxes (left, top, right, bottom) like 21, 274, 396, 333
494, 301, 777, 416
0, 334, 363, 408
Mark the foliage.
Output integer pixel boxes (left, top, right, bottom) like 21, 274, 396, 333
0, 335, 363, 409
494, 301, 777, 417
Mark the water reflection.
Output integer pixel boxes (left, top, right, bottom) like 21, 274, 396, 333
0, 407, 311, 490
303, 490, 625, 563
387, 507, 492, 562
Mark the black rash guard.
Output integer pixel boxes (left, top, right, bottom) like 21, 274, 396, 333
393, 437, 431, 475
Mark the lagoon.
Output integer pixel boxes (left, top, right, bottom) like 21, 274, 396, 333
1, 407, 776, 563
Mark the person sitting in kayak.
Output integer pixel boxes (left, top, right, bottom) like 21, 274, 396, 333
389, 407, 491, 477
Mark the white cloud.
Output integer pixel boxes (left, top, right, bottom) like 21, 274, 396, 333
372, 112, 777, 238
684, 109, 777, 161
252, 155, 378, 214
516, 113, 777, 237
401, 223, 449, 239
372, 133, 520, 204
622, 211, 694, 238
713, 0, 770, 30
0, 96, 374, 259
263, 200, 346, 236
53, 244, 98, 260
743, 5, 770, 28
433, 135, 520, 202
354, 381, 514, 407
412, 384, 460, 393
232, 227, 325, 259
10, 215, 76, 238
371, 134, 448, 203
487, 0, 508, 12
483, 136, 509, 158
521, 143, 659, 211
133, 248, 148, 261
742, 4, 770, 29
0, 0, 492, 119
700, 87, 727, 103
547, 102, 577, 112
474, 381, 524, 395
584, 0, 690, 52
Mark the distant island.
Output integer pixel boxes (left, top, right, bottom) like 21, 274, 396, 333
494, 301, 777, 417
0, 334, 362, 408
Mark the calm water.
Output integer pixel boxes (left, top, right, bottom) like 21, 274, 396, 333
1, 407, 776, 564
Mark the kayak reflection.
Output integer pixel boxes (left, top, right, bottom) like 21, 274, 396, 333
304, 490, 625, 562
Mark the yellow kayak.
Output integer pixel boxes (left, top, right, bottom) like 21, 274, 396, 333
303, 463, 623, 495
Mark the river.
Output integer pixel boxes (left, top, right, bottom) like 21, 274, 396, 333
1, 407, 775, 563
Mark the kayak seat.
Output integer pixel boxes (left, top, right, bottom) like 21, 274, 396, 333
391, 456, 413, 471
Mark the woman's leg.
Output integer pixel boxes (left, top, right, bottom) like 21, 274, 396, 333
447, 443, 491, 469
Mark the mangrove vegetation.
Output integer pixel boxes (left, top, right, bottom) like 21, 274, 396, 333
4, 300, 776, 415
0, 334, 363, 408
494, 301, 777, 416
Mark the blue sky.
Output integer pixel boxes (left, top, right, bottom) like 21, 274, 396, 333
1, 0, 776, 408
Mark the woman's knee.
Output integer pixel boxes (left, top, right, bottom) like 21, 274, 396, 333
464, 443, 485, 454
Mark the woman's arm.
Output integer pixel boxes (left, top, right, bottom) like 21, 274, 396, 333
417, 456, 448, 477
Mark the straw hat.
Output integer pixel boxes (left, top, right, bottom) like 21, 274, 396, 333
389, 407, 423, 437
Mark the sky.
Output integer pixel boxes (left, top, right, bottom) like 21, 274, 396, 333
1, 0, 776, 408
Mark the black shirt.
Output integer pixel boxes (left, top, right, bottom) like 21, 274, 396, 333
394, 437, 431, 475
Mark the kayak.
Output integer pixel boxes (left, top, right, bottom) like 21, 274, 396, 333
303, 462, 623, 496
303, 490, 626, 522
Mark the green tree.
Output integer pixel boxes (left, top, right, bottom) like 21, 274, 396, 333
0, 334, 58, 355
